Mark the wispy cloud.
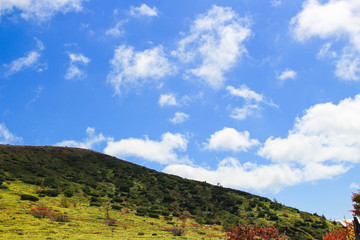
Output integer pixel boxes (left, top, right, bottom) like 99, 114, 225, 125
106, 20, 126, 37
26, 85, 43, 108
277, 69, 297, 83
65, 52, 90, 80
169, 112, 189, 124
129, 3, 158, 17
56, 127, 113, 150
159, 93, 177, 107
3, 39, 45, 77
0, 0, 86, 22
0, 123, 22, 144
227, 84, 277, 120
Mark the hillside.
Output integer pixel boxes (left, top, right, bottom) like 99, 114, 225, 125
0, 144, 338, 239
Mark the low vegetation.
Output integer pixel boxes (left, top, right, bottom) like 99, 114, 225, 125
0, 144, 341, 239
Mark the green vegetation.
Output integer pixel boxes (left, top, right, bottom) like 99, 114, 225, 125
0, 144, 340, 239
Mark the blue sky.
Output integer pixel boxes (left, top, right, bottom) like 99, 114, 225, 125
1, 0, 360, 220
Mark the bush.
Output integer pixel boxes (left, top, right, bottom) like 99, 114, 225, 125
111, 205, 122, 210
20, 194, 39, 202
29, 206, 53, 218
169, 228, 185, 236
52, 213, 70, 222
104, 218, 117, 226
226, 224, 288, 240
37, 189, 59, 197
148, 213, 159, 219
0, 184, 8, 189
90, 202, 101, 207
64, 189, 74, 197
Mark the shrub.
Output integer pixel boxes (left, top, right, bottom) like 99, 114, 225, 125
169, 228, 185, 236
148, 213, 159, 219
20, 194, 39, 202
0, 184, 8, 189
90, 202, 101, 207
226, 224, 288, 240
104, 218, 117, 226
52, 213, 70, 222
111, 205, 122, 210
64, 189, 74, 197
37, 189, 59, 197
29, 206, 53, 218
323, 221, 354, 240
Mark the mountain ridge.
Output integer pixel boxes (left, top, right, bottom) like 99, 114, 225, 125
0, 144, 339, 239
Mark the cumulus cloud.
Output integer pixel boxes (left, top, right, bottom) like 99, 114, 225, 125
277, 69, 297, 82
159, 93, 177, 107
104, 132, 188, 165
129, 3, 158, 17
65, 52, 90, 80
169, 112, 189, 124
165, 94, 360, 192
205, 127, 259, 152
4, 39, 45, 76
0, 123, 22, 144
56, 127, 112, 150
0, 0, 85, 22
164, 158, 307, 193
174, 5, 251, 89
259, 94, 360, 165
291, 0, 360, 81
107, 45, 173, 95
227, 84, 277, 120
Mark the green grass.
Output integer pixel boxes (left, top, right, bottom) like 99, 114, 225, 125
0, 181, 225, 239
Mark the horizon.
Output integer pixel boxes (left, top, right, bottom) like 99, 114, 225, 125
1, 0, 360, 221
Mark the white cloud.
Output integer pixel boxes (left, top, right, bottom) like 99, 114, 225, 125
65, 52, 90, 80
230, 104, 260, 120
259, 94, 360, 165
205, 127, 259, 152
107, 45, 173, 95
159, 93, 177, 107
164, 156, 348, 193
174, 5, 251, 89
26, 85, 43, 108
277, 69, 297, 82
290, 0, 360, 81
317, 42, 337, 59
106, 21, 126, 37
56, 127, 112, 150
129, 3, 158, 17
166, 94, 360, 193
163, 157, 344, 193
169, 112, 189, 124
335, 47, 360, 81
0, 0, 85, 22
3, 39, 45, 76
104, 132, 188, 165
227, 85, 263, 102
0, 123, 22, 144
227, 84, 277, 120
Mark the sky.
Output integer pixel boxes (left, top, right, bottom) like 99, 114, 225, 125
1, 0, 360, 221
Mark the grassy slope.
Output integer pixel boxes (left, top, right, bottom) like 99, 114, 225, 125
0, 145, 339, 239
